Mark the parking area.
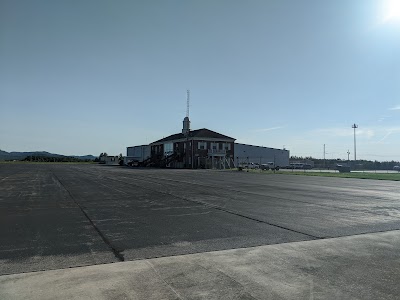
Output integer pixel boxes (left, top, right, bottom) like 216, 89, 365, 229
1, 163, 400, 276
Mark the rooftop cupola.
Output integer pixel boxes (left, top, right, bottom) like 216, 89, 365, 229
182, 116, 190, 135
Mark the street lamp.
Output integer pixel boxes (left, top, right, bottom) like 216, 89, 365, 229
352, 124, 358, 162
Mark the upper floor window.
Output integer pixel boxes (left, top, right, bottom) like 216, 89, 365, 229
164, 143, 173, 155
198, 141, 207, 150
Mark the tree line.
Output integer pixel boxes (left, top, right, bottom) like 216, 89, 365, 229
290, 156, 400, 170
22, 156, 93, 163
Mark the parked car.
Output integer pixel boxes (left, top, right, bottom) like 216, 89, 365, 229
265, 162, 280, 171
290, 163, 304, 169
336, 164, 351, 173
394, 166, 400, 171
240, 162, 259, 169
127, 160, 139, 167
260, 164, 270, 170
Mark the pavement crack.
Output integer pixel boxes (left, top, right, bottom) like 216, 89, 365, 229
129, 178, 320, 239
127, 173, 398, 219
52, 172, 125, 262
78, 169, 320, 240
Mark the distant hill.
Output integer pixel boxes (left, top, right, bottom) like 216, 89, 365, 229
71, 154, 97, 160
0, 150, 96, 161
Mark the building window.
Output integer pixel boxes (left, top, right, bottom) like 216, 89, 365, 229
198, 141, 207, 150
211, 142, 218, 150
164, 143, 173, 156
225, 143, 231, 151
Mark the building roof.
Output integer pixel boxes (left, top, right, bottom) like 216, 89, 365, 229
127, 145, 149, 148
151, 128, 235, 144
234, 143, 289, 152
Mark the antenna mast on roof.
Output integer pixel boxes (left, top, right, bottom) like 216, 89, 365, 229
182, 90, 191, 135
186, 89, 190, 118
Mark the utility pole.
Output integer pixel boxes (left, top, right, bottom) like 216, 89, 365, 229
352, 124, 358, 162
323, 144, 326, 168
347, 150, 350, 162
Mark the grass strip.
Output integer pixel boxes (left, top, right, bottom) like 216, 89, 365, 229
232, 169, 400, 181
275, 171, 400, 181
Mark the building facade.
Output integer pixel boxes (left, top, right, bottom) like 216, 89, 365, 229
150, 128, 235, 169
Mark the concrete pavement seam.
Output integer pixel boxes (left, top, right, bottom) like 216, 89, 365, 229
3, 228, 400, 277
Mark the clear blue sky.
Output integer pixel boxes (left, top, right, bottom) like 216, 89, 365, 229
1, 0, 399, 160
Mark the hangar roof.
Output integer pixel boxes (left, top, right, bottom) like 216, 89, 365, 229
151, 128, 235, 145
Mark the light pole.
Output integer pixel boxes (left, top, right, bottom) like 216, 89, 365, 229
347, 150, 350, 162
352, 124, 358, 163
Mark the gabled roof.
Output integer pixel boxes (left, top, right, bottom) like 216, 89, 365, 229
151, 128, 235, 145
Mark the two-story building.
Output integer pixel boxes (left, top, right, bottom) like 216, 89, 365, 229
149, 117, 235, 169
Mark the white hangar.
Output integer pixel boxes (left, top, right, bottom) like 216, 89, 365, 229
234, 143, 289, 168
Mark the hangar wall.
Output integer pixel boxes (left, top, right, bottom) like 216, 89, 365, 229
126, 145, 150, 162
234, 143, 289, 167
